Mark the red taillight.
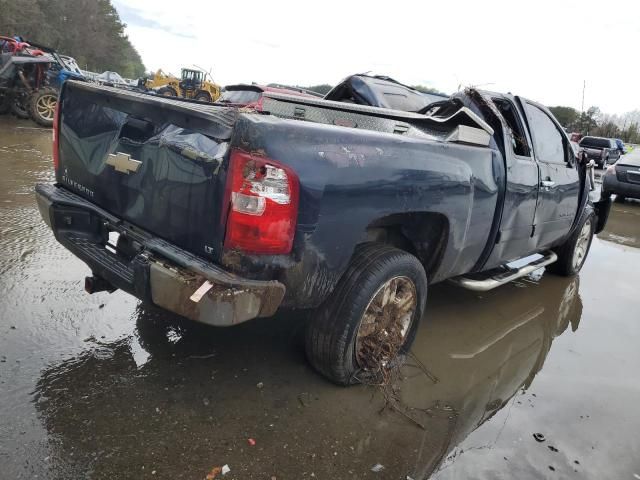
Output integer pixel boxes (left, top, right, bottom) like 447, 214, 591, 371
224, 149, 299, 254
52, 101, 60, 171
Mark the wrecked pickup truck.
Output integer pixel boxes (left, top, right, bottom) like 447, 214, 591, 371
35, 80, 611, 385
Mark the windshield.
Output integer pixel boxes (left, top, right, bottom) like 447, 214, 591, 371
579, 137, 610, 148
218, 90, 261, 104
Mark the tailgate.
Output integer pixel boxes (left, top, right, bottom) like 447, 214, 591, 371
56, 81, 238, 261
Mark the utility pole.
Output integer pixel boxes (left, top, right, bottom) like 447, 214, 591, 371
581, 80, 586, 134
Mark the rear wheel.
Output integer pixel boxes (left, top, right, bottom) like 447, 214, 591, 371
157, 86, 177, 97
29, 88, 57, 127
305, 243, 427, 385
549, 210, 595, 276
0, 93, 9, 115
194, 91, 211, 102
11, 94, 30, 119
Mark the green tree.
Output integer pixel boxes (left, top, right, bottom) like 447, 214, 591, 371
0, 0, 145, 78
579, 106, 601, 136
593, 121, 620, 138
626, 122, 640, 143
548, 106, 580, 130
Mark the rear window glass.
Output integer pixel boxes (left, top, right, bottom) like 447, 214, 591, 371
579, 137, 610, 148
218, 90, 261, 104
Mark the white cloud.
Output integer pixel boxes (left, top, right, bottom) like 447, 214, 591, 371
115, 0, 640, 114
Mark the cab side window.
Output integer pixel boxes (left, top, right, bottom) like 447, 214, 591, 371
524, 103, 566, 165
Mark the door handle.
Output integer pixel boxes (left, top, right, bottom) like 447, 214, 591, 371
540, 180, 556, 188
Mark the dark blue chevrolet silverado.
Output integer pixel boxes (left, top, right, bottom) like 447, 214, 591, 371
35, 80, 611, 384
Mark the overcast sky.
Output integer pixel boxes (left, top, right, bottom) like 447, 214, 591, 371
113, 0, 639, 115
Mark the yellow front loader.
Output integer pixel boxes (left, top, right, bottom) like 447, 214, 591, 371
141, 68, 221, 103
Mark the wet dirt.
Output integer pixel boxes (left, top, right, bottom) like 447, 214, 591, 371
1, 116, 640, 479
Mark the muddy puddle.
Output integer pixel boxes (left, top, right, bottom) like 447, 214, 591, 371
1, 117, 640, 479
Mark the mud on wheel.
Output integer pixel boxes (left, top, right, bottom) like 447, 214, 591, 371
29, 88, 58, 127
305, 243, 427, 385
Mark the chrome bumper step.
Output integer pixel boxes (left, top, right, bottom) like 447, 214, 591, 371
451, 252, 558, 292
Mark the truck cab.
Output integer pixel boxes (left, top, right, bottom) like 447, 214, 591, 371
465, 91, 582, 270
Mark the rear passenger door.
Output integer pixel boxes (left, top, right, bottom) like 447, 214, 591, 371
521, 100, 581, 249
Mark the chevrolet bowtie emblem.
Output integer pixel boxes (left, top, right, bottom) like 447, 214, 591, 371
106, 152, 142, 174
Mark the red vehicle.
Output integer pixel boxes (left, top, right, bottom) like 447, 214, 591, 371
0, 36, 44, 56
217, 84, 321, 110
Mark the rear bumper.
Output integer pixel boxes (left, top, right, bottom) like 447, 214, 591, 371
35, 183, 285, 327
602, 173, 640, 199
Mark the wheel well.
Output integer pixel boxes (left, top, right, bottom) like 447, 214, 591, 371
364, 212, 449, 277
195, 90, 211, 100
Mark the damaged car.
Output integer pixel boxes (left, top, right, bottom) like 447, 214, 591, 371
35, 78, 611, 385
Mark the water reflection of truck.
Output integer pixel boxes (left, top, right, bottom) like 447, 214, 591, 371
33, 277, 582, 479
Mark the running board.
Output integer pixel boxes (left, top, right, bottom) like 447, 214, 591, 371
451, 252, 558, 292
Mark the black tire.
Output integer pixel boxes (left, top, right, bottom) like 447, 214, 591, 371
194, 91, 211, 102
157, 86, 177, 97
549, 210, 595, 276
28, 88, 58, 127
304, 243, 427, 385
0, 93, 9, 115
11, 94, 30, 119
615, 194, 626, 203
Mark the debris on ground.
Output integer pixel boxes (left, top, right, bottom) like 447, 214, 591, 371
533, 433, 545, 442
204, 465, 230, 479
257, 382, 264, 389
205, 467, 222, 479
248, 438, 256, 446
371, 463, 385, 472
